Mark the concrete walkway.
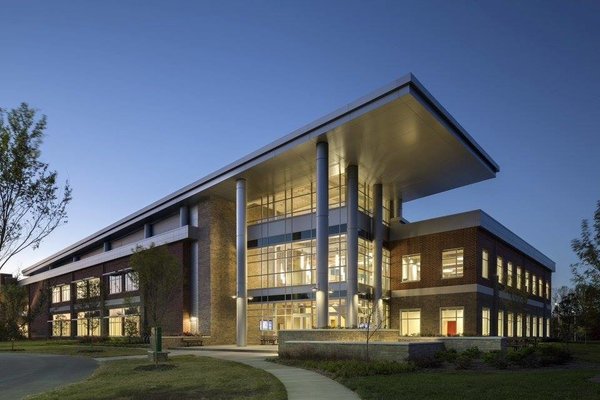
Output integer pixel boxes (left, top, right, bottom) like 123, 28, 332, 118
170, 346, 361, 400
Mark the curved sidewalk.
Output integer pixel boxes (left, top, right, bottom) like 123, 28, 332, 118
171, 347, 360, 400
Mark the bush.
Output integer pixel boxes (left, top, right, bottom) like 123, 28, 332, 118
435, 349, 458, 363
483, 351, 509, 369
462, 346, 482, 359
454, 354, 473, 369
295, 359, 416, 378
411, 356, 443, 369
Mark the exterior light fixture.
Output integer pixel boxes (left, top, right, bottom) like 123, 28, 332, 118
311, 286, 317, 292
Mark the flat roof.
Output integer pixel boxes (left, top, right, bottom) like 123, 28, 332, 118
23, 73, 499, 276
390, 210, 555, 271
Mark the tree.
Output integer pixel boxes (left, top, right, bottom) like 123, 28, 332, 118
0, 281, 49, 349
0, 103, 72, 272
570, 200, 600, 339
130, 244, 181, 333
571, 200, 600, 287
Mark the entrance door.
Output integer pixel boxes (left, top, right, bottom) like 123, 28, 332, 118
447, 321, 457, 336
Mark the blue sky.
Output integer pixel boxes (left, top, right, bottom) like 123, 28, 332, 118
1, 1, 599, 291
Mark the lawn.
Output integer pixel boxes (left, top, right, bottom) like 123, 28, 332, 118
0, 339, 147, 357
279, 342, 600, 400
29, 355, 287, 400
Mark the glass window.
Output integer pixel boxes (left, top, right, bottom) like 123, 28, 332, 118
125, 272, 139, 291
482, 249, 489, 279
532, 275, 537, 295
496, 256, 503, 284
77, 311, 101, 336
52, 313, 71, 337
546, 319, 550, 338
440, 307, 464, 336
507, 313, 514, 337
498, 310, 504, 336
526, 314, 531, 337
538, 278, 543, 298
517, 314, 523, 337
402, 254, 421, 282
516, 266, 522, 290
442, 249, 464, 279
507, 262, 513, 287
61, 285, 70, 302
546, 282, 550, 299
109, 275, 122, 294
52, 286, 61, 304
108, 307, 141, 337
532, 316, 538, 337
400, 310, 421, 336
525, 271, 530, 293
482, 308, 490, 336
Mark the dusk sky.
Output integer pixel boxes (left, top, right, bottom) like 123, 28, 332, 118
1, 1, 599, 291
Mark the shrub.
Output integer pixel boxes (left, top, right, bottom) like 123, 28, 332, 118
507, 347, 539, 367
454, 354, 473, 369
412, 356, 443, 369
435, 349, 458, 363
290, 359, 416, 378
462, 346, 482, 359
483, 351, 509, 369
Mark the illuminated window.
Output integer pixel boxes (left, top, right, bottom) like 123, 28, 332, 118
482, 308, 490, 336
507, 313, 514, 337
496, 256, 504, 284
125, 272, 139, 292
52, 284, 71, 304
538, 278, 544, 298
52, 287, 61, 304
108, 307, 140, 337
516, 267, 522, 289
525, 271, 530, 293
440, 307, 464, 336
517, 314, 523, 337
498, 310, 504, 336
77, 311, 101, 336
52, 313, 71, 337
532, 275, 537, 295
400, 309, 421, 336
442, 249, 464, 279
545, 282, 550, 299
532, 316, 538, 337
482, 249, 489, 279
546, 319, 550, 338
402, 254, 421, 282
538, 316, 543, 337
109, 275, 122, 294
61, 285, 70, 302
507, 262, 513, 287
526, 314, 531, 337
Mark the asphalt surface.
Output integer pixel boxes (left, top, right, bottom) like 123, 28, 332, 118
0, 353, 98, 399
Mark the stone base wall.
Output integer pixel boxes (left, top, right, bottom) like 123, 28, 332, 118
439, 336, 507, 352
279, 329, 400, 343
279, 341, 443, 361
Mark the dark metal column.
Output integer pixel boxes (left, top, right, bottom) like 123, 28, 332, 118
236, 179, 247, 346
346, 165, 359, 327
373, 184, 384, 326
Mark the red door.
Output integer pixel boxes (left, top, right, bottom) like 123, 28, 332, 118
447, 321, 457, 336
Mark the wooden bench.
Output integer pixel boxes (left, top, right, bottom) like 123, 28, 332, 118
260, 336, 278, 345
182, 337, 203, 347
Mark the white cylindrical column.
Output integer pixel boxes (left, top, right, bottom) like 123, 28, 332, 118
236, 179, 247, 346
373, 184, 384, 327
346, 165, 359, 327
316, 142, 329, 328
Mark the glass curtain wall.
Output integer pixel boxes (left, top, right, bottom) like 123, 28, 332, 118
246, 165, 391, 333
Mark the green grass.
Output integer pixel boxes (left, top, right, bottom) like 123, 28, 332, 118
29, 355, 287, 400
0, 340, 147, 357
280, 343, 600, 400
342, 369, 600, 400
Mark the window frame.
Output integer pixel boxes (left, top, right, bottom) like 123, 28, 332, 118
441, 248, 464, 279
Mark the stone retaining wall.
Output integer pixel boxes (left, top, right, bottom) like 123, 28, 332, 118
440, 336, 507, 352
279, 340, 443, 361
280, 329, 399, 343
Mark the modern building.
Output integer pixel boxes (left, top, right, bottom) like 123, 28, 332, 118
20, 73, 553, 344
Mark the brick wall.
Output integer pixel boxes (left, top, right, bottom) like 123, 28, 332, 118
197, 196, 237, 345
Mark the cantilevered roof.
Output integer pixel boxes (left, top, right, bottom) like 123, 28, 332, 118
22, 73, 499, 276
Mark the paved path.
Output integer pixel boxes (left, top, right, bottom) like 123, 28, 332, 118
0, 353, 98, 400
170, 347, 361, 400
